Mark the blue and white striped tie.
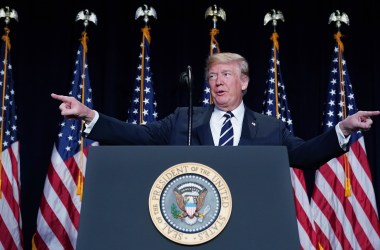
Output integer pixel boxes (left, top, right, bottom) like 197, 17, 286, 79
219, 111, 234, 146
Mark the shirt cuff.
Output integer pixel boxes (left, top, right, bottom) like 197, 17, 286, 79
335, 122, 351, 150
84, 111, 99, 134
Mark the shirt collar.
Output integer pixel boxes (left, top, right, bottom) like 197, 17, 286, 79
214, 102, 245, 121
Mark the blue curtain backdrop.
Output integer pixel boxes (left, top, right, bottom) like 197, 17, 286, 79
2, 0, 378, 249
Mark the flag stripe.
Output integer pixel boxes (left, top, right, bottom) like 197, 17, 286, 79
37, 194, 74, 250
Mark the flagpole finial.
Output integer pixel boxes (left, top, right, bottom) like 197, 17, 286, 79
75, 9, 97, 31
264, 9, 284, 32
135, 4, 157, 26
328, 10, 349, 31
205, 5, 226, 29
0, 6, 18, 27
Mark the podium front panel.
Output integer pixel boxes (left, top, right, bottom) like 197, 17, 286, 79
77, 146, 299, 249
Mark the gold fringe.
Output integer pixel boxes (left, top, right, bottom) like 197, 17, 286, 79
344, 154, 352, 196
31, 234, 37, 250
1, 27, 10, 49
80, 32, 88, 53
271, 32, 279, 50
142, 26, 151, 44
210, 28, 220, 54
334, 31, 344, 52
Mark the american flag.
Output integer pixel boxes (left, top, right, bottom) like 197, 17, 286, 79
262, 32, 318, 249
127, 27, 157, 124
32, 32, 98, 250
201, 28, 220, 106
0, 28, 23, 250
311, 32, 380, 249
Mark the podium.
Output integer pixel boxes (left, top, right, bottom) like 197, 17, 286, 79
76, 146, 300, 249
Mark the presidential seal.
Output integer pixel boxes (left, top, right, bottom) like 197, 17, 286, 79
149, 162, 232, 245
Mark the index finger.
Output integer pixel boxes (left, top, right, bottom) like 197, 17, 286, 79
361, 110, 380, 117
51, 93, 71, 102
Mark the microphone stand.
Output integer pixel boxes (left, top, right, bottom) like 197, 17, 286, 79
179, 65, 193, 146
186, 66, 193, 146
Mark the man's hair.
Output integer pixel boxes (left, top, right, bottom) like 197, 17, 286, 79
205, 52, 249, 80
205, 52, 250, 95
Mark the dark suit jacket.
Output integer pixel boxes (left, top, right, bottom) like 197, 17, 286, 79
87, 105, 345, 169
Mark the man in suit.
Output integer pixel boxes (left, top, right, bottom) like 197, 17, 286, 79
51, 52, 379, 170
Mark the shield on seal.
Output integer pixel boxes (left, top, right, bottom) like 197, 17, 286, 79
184, 197, 197, 217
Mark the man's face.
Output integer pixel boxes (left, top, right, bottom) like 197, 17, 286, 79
208, 62, 248, 111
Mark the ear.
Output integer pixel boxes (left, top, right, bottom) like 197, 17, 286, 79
241, 75, 249, 91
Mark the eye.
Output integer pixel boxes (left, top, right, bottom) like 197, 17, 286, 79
208, 74, 216, 80
223, 72, 231, 78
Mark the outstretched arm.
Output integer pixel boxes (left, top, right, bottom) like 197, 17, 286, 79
339, 110, 380, 136
51, 93, 96, 124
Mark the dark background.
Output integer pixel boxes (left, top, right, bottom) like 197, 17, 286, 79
2, 0, 379, 249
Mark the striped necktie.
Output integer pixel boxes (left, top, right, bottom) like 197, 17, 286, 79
218, 111, 234, 146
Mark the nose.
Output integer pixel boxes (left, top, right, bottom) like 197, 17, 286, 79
215, 77, 223, 86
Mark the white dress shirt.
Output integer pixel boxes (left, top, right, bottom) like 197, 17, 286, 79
210, 102, 245, 146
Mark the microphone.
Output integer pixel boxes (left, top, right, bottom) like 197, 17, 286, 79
179, 65, 193, 87
179, 65, 193, 146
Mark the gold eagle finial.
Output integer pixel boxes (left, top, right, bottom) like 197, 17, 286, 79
0, 6, 18, 26
329, 10, 349, 31
205, 5, 226, 28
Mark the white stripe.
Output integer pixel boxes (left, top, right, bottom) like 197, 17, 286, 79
37, 143, 98, 249
313, 160, 361, 249
36, 209, 64, 250
345, 145, 380, 248
0, 188, 22, 249
51, 146, 82, 213
291, 169, 316, 229
311, 197, 343, 250
220, 137, 233, 146
1, 145, 20, 202
1, 144, 22, 249
40, 174, 77, 249
220, 126, 233, 138
296, 220, 317, 250
349, 139, 379, 215
290, 168, 317, 249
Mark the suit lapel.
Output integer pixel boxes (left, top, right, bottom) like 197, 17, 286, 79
238, 108, 258, 145
193, 106, 259, 145
195, 106, 214, 145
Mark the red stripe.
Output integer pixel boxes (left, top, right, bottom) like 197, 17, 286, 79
38, 194, 74, 250
312, 167, 352, 249
0, 214, 18, 250
314, 159, 375, 249
294, 194, 318, 246
48, 159, 80, 229
35, 146, 93, 249
351, 140, 373, 178
321, 161, 366, 249
8, 147, 23, 235
349, 142, 380, 237
292, 168, 318, 248
0, 150, 22, 248
314, 222, 332, 250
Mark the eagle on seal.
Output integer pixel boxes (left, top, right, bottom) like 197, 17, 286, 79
174, 189, 208, 219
